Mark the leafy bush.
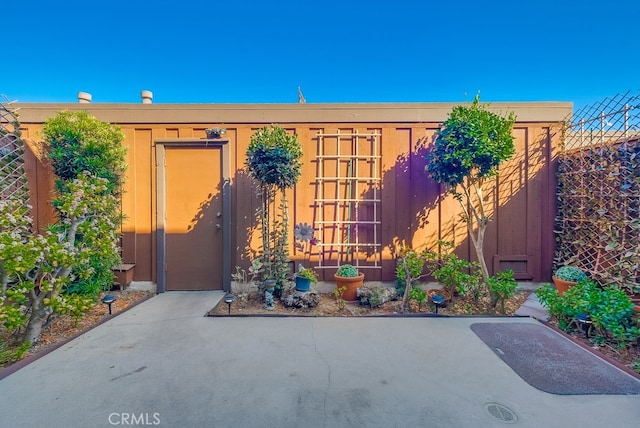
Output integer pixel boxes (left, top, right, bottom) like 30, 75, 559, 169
395, 249, 427, 282
537, 280, 640, 349
487, 270, 518, 314
395, 248, 431, 313
409, 288, 427, 311
428, 242, 482, 298
0, 340, 30, 367
0, 173, 120, 344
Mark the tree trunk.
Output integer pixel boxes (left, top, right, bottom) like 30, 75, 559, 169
401, 264, 412, 314
468, 222, 499, 307
22, 294, 47, 345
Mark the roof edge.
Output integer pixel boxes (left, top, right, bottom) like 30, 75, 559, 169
14, 101, 573, 124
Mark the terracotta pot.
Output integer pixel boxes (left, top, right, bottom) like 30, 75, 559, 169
334, 273, 364, 301
552, 276, 577, 296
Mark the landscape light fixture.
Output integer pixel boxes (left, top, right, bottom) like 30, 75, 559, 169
224, 293, 236, 315
431, 294, 445, 314
575, 313, 593, 339
101, 294, 117, 315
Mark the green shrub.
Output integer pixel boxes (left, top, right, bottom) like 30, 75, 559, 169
428, 242, 482, 298
0, 173, 120, 344
0, 340, 30, 367
395, 249, 429, 295
537, 279, 639, 349
487, 270, 518, 314
409, 288, 427, 311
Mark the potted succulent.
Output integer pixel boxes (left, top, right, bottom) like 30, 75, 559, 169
293, 222, 319, 292
552, 266, 587, 295
334, 264, 364, 301
294, 265, 318, 292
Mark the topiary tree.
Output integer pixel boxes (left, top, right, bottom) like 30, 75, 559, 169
426, 95, 515, 305
42, 111, 126, 295
43, 111, 126, 195
246, 125, 302, 292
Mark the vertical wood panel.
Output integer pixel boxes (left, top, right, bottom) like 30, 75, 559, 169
525, 126, 547, 280
381, 127, 407, 279
120, 127, 137, 263
411, 127, 441, 252
496, 127, 528, 257
293, 127, 316, 267
134, 129, 153, 280
233, 126, 256, 269
541, 125, 558, 280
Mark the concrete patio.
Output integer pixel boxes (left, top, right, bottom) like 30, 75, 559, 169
0, 291, 638, 428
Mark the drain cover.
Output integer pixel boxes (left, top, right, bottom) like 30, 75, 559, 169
485, 402, 518, 424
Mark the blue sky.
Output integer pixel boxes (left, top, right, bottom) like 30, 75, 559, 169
4, 1, 639, 110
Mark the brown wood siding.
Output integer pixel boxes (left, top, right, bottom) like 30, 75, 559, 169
15, 103, 569, 284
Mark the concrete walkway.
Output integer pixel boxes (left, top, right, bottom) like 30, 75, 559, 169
514, 292, 550, 320
0, 291, 638, 428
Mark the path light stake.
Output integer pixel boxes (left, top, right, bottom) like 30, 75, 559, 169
101, 294, 117, 315
431, 294, 445, 314
224, 293, 236, 315
575, 313, 593, 339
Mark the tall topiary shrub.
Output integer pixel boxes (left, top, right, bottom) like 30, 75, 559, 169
426, 96, 515, 305
246, 125, 302, 292
44, 111, 126, 195
43, 111, 127, 295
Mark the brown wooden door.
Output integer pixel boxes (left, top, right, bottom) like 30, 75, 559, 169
165, 147, 223, 290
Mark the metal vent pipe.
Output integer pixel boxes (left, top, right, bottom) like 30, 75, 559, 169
141, 90, 153, 104
77, 91, 92, 103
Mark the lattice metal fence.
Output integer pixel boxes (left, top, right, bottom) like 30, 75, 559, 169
0, 96, 29, 204
555, 91, 640, 292
563, 91, 640, 151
